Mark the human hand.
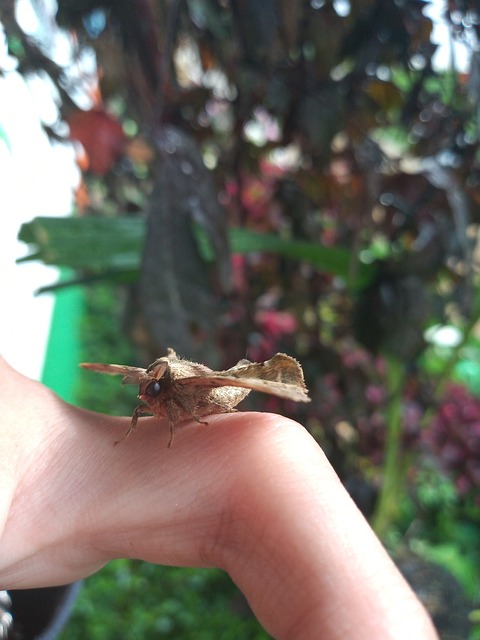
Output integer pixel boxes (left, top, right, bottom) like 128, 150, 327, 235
0, 356, 438, 639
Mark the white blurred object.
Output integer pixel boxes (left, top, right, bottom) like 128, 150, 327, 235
424, 324, 463, 348
0, 72, 78, 379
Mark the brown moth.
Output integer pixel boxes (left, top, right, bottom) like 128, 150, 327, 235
80, 348, 310, 446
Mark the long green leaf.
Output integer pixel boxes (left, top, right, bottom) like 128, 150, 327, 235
18, 216, 376, 291
229, 227, 375, 288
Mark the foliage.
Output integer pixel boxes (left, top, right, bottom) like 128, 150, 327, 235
3, 0, 480, 636
59, 561, 268, 640
413, 469, 480, 599
423, 384, 480, 498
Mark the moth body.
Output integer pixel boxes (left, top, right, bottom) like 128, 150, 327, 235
137, 360, 250, 423
80, 348, 310, 446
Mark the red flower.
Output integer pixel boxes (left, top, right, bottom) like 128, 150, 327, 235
67, 108, 126, 176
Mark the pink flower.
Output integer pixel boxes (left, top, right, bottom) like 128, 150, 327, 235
255, 310, 297, 337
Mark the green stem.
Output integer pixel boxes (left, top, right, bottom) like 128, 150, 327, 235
371, 356, 406, 538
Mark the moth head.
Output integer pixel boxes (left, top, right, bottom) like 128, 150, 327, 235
139, 361, 168, 402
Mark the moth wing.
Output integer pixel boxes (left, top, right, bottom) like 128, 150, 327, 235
225, 353, 306, 387
177, 375, 310, 403
80, 363, 146, 385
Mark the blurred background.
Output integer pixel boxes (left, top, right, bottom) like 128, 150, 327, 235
1, 0, 480, 638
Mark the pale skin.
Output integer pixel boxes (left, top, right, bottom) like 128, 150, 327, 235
0, 355, 438, 640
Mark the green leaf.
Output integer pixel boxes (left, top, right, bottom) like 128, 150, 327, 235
18, 216, 144, 271
18, 216, 377, 291
229, 227, 376, 289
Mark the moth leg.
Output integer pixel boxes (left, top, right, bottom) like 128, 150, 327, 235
166, 404, 178, 449
167, 413, 208, 448
167, 414, 209, 448
114, 404, 151, 445
167, 421, 175, 449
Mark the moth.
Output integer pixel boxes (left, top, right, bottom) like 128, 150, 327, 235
81, 348, 310, 446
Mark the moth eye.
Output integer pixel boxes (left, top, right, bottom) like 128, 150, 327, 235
145, 380, 162, 397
